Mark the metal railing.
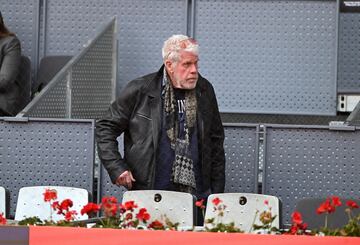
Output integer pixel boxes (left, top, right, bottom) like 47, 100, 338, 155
17, 17, 117, 119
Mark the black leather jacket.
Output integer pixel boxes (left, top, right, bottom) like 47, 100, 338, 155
96, 66, 225, 193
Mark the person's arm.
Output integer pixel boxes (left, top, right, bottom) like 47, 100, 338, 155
208, 84, 226, 193
96, 80, 141, 185
0, 36, 21, 92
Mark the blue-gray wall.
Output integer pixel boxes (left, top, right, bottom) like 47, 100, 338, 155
2, 0, 358, 115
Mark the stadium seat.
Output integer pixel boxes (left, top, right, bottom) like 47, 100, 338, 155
204, 193, 280, 233
122, 190, 196, 229
14, 186, 89, 222
32, 55, 72, 96
295, 197, 360, 229
0, 186, 6, 217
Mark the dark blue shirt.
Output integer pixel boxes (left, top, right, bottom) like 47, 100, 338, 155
154, 89, 203, 196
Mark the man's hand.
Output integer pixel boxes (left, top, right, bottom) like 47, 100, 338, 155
116, 170, 136, 189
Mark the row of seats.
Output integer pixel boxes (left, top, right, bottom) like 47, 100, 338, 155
1, 186, 357, 230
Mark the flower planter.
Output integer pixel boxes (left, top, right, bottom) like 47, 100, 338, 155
1, 225, 359, 245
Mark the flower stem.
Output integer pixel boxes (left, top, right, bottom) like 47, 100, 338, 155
324, 214, 328, 229
249, 211, 259, 233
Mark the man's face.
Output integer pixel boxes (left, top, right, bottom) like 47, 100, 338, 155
166, 51, 199, 90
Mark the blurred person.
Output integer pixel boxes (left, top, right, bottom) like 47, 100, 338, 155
0, 11, 22, 116
96, 34, 225, 200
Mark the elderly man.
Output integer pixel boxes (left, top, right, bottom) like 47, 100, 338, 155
96, 34, 225, 199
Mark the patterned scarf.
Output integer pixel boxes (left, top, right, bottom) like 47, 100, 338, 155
164, 78, 197, 193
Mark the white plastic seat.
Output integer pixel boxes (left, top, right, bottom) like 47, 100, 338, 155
204, 193, 280, 233
0, 187, 6, 217
122, 190, 195, 229
15, 186, 89, 222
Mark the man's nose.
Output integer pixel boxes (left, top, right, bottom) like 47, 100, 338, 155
190, 64, 198, 73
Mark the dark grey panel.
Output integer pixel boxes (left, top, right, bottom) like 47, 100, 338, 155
42, 0, 187, 96
224, 124, 259, 193
0, 118, 95, 218
338, 13, 360, 93
195, 0, 337, 115
263, 125, 360, 225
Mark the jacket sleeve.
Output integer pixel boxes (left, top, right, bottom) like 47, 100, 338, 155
96, 80, 141, 183
208, 84, 226, 193
0, 36, 21, 92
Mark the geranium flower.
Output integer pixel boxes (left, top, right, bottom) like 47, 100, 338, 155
148, 220, 165, 230
212, 197, 222, 206
287, 211, 308, 235
0, 213, 6, 225
331, 196, 342, 207
102, 196, 118, 204
102, 196, 119, 217
51, 201, 60, 211
125, 213, 133, 220
43, 189, 57, 202
60, 199, 73, 211
136, 208, 150, 222
81, 203, 101, 216
195, 199, 205, 209
103, 202, 118, 217
120, 201, 138, 212
291, 211, 303, 225
64, 210, 77, 222
346, 200, 359, 209
316, 198, 335, 214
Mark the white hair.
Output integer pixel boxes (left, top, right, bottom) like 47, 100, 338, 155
162, 34, 199, 62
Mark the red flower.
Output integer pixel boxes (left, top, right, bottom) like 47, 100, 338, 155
288, 224, 299, 235
81, 203, 101, 216
120, 201, 138, 211
0, 213, 6, 225
331, 196, 342, 207
43, 189, 57, 202
212, 197, 222, 206
60, 199, 73, 211
264, 200, 269, 205
291, 211, 303, 225
316, 198, 335, 214
103, 203, 117, 217
346, 200, 359, 209
51, 201, 60, 211
148, 220, 164, 230
136, 208, 150, 222
102, 196, 118, 205
125, 213, 133, 220
64, 210, 77, 221
102, 196, 118, 217
195, 199, 205, 209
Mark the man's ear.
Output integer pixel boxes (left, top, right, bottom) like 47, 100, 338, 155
165, 60, 173, 73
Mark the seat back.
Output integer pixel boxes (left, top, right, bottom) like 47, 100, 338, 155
296, 198, 360, 229
15, 55, 31, 113
32, 55, 72, 95
122, 190, 195, 229
204, 193, 280, 233
0, 187, 6, 217
15, 186, 89, 222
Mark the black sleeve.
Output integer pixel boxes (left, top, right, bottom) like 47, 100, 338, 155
208, 84, 226, 193
95, 80, 141, 183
